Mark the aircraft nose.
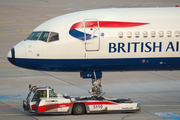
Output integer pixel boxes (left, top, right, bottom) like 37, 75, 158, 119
7, 48, 15, 64
7, 42, 26, 65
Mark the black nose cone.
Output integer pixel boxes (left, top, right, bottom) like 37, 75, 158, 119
7, 48, 15, 65
11, 48, 15, 64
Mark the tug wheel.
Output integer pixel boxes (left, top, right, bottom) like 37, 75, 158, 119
73, 104, 85, 115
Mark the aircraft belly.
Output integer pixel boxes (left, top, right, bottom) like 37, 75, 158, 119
12, 57, 180, 71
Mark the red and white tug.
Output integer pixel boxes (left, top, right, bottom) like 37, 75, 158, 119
23, 85, 140, 115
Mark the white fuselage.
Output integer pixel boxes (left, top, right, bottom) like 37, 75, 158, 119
7, 7, 180, 71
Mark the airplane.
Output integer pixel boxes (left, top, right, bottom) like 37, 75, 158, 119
7, 7, 180, 96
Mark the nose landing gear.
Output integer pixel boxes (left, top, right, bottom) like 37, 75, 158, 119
89, 78, 103, 96
80, 71, 104, 96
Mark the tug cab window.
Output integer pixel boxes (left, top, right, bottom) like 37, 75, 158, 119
49, 90, 57, 97
27, 32, 41, 40
39, 32, 50, 42
31, 90, 47, 102
49, 32, 59, 42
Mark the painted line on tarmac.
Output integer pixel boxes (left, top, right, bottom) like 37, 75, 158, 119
142, 108, 180, 112
0, 95, 21, 99
0, 43, 15, 45
0, 29, 32, 33
0, 106, 15, 110
142, 105, 180, 107
153, 112, 180, 120
0, 29, 32, 36
33, 17, 53, 20
0, 21, 16, 24
0, 17, 52, 36
0, 33, 19, 35
0, 114, 23, 116
0, 104, 21, 105
0, 32, 31, 35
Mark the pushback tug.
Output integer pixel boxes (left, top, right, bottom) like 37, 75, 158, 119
23, 85, 140, 114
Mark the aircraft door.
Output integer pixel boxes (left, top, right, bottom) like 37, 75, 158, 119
84, 19, 100, 51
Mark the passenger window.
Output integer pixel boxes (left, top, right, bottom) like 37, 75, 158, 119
27, 32, 41, 40
49, 32, 59, 42
39, 32, 49, 42
118, 32, 123, 38
151, 31, 156, 38
143, 31, 148, 38
167, 31, 172, 37
127, 31, 132, 38
159, 31, 164, 37
175, 30, 180, 37
135, 31, 140, 38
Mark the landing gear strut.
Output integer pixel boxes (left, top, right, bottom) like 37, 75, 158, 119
89, 78, 103, 96
80, 71, 104, 96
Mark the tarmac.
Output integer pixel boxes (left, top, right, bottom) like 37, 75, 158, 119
0, 0, 180, 120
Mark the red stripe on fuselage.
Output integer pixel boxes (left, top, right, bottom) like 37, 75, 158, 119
70, 21, 149, 30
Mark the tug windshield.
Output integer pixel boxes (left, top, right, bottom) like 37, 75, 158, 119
26, 90, 34, 103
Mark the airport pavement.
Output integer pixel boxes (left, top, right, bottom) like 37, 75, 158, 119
1, 0, 180, 120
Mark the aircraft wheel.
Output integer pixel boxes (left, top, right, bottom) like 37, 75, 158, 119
73, 104, 85, 115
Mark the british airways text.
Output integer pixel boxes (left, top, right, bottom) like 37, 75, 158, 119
109, 42, 179, 53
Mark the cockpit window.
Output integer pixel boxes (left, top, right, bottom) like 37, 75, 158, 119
49, 32, 59, 42
26, 31, 59, 42
39, 32, 50, 42
27, 32, 41, 40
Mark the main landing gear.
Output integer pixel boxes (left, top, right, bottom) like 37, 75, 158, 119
80, 71, 104, 96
